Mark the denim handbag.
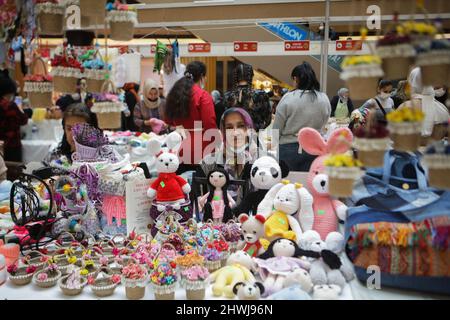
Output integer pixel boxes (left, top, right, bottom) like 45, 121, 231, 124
345, 151, 450, 294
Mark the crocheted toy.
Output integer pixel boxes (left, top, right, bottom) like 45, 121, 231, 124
312, 284, 342, 300
237, 214, 266, 257
147, 132, 190, 203
209, 251, 256, 298
233, 281, 265, 300
298, 127, 352, 240
298, 230, 354, 290
257, 180, 314, 246
234, 156, 290, 216
199, 167, 236, 223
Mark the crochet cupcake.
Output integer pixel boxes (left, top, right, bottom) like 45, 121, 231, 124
386, 107, 425, 152
324, 154, 363, 197
58, 268, 87, 296
340, 55, 384, 100
7, 264, 37, 286
353, 113, 390, 168
423, 141, 450, 190
33, 260, 62, 288
180, 265, 210, 300
106, 2, 138, 41
122, 262, 148, 300
150, 262, 178, 300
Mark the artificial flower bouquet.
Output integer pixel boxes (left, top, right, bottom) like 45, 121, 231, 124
34, 0, 64, 35
340, 55, 384, 100
398, 21, 437, 49
174, 249, 205, 273
324, 154, 363, 197
106, 1, 138, 41
122, 262, 148, 300
376, 31, 415, 80
180, 265, 209, 300
71, 123, 109, 161
50, 48, 84, 93
353, 116, 390, 167
150, 261, 177, 300
221, 220, 242, 253
423, 140, 450, 190
386, 107, 425, 152
201, 245, 222, 273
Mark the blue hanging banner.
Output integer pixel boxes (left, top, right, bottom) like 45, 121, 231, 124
259, 22, 309, 41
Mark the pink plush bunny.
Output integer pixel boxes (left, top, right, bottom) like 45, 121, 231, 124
297, 127, 353, 240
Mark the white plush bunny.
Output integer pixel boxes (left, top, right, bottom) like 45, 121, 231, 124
257, 180, 314, 244
146, 132, 191, 209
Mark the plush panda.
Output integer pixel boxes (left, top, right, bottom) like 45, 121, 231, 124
233, 281, 265, 300
233, 156, 289, 216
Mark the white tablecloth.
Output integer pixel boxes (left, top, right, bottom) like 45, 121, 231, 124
22, 140, 58, 164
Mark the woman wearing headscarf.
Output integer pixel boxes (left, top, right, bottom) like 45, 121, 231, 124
330, 87, 354, 119
133, 78, 167, 133
399, 67, 449, 141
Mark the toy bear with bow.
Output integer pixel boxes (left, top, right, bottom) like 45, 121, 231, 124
297, 127, 353, 240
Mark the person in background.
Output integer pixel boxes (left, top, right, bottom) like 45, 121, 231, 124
434, 85, 448, 109
45, 103, 98, 164
399, 67, 449, 141
223, 63, 272, 131
122, 82, 140, 132
211, 90, 224, 129
273, 62, 331, 172
360, 80, 395, 123
330, 87, 354, 119
158, 85, 165, 99
134, 79, 166, 134
55, 77, 93, 112
0, 70, 28, 162
164, 61, 217, 168
201, 107, 256, 202
392, 80, 409, 109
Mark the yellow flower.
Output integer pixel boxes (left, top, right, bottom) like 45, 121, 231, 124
325, 154, 361, 167
80, 269, 89, 276
67, 256, 77, 264
387, 107, 424, 122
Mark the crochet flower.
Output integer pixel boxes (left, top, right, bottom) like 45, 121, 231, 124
111, 274, 121, 284
341, 55, 382, 68
37, 273, 48, 281
99, 256, 109, 266
80, 269, 89, 276
324, 154, 362, 168
112, 247, 120, 256
87, 275, 95, 285
386, 107, 425, 123
26, 265, 37, 274
150, 263, 177, 286
67, 256, 77, 264
7, 264, 18, 275
122, 263, 146, 280
202, 247, 220, 261
181, 266, 209, 281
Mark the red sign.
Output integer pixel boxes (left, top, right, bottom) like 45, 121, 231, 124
234, 41, 258, 52
151, 44, 172, 54
336, 40, 362, 51
188, 43, 211, 53
284, 41, 310, 51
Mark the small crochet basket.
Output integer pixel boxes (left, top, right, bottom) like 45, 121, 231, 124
92, 80, 124, 129
24, 57, 53, 108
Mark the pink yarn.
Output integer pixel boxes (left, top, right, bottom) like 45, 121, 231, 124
102, 195, 126, 226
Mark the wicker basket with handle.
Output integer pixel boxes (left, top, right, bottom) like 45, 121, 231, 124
24, 57, 53, 108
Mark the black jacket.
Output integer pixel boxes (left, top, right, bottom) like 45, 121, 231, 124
330, 95, 354, 117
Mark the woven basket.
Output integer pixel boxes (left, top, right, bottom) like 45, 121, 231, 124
53, 74, 79, 93
9, 267, 34, 286
91, 277, 119, 297
346, 77, 379, 100
93, 80, 123, 129
382, 57, 413, 81
25, 57, 53, 108
33, 270, 62, 288
74, 140, 98, 160
87, 78, 105, 93
37, 13, 64, 35
328, 177, 355, 198
110, 21, 135, 41
79, 0, 107, 20
59, 274, 87, 296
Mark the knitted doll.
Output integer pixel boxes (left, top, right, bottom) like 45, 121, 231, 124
199, 167, 236, 224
